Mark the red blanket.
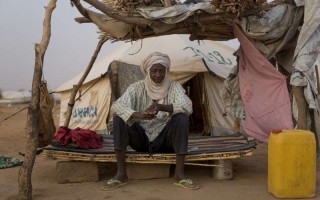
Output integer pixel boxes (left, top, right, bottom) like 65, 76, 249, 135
53, 126, 103, 149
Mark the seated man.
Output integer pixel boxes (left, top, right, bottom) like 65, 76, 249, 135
101, 52, 199, 190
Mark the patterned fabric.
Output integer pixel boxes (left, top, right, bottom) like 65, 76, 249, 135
46, 133, 257, 154
111, 80, 192, 141
0, 156, 23, 169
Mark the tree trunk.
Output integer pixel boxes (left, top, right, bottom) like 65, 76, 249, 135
63, 37, 108, 127
18, 1, 56, 199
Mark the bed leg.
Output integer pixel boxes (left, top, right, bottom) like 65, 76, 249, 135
213, 159, 233, 180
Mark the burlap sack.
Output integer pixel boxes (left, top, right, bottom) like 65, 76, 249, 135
38, 81, 56, 147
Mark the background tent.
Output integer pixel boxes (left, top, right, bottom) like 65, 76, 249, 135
0, 90, 31, 104
55, 34, 237, 135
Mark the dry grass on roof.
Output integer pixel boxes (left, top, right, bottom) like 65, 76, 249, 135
102, 0, 267, 14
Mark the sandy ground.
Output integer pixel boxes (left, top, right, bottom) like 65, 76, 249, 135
0, 103, 319, 200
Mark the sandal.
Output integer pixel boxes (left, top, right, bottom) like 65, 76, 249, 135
100, 179, 128, 191
174, 178, 200, 190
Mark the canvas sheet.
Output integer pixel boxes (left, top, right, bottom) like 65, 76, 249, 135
118, 35, 236, 79
220, 65, 245, 120
290, 0, 320, 118
234, 24, 293, 143
203, 73, 234, 136
55, 35, 236, 93
59, 77, 112, 132
55, 35, 237, 133
236, 3, 303, 60
137, 3, 215, 24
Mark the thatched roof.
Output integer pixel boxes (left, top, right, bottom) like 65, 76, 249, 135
70, 0, 283, 42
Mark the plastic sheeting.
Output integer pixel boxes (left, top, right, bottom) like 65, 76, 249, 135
137, 3, 215, 24
59, 77, 112, 132
204, 73, 234, 136
236, 3, 303, 60
290, 0, 320, 120
220, 65, 245, 120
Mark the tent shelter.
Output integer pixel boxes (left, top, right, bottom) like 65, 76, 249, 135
55, 34, 237, 136
0, 90, 31, 104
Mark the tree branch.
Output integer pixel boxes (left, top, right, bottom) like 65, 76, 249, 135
64, 37, 108, 127
82, 0, 155, 28
75, 17, 92, 23
18, 1, 56, 199
71, 0, 90, 19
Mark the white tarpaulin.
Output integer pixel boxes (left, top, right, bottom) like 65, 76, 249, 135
55, 35, 236, 133
237, 3, 303, 59
0, 90, 31, 104
290, 0, 320, 118
204, 73, 235, 135
117, 34, 236, 79
137, 3, 215, 24
56, 34, 236, 92
59, 78, 112, 131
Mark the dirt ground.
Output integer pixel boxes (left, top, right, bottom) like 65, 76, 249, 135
0, 103, 319, 200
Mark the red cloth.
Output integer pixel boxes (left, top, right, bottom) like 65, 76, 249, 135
233, 23, 293, 143
53, 126, 103, 149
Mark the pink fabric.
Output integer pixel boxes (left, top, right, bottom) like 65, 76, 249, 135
233, 24, 293, 143
53, 126, 103, 149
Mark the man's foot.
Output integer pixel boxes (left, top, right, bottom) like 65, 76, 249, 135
100, 178, 128, 191
174, 178, 200, 190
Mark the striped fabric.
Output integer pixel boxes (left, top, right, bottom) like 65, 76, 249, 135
47, 133, 256, 154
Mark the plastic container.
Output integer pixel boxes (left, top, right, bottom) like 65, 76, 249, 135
268, 130, 316, 198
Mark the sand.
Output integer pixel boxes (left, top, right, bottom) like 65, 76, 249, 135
0, 103, 319, 200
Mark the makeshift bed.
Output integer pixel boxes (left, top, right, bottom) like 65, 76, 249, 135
42, 133, 256, 167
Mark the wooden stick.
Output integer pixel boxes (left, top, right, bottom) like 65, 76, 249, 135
75, 17, 92, 23
81, 0, 155, 28
63, 37, 108, 127
233, 117, 241, 133
41, 149, 253, 163
292, 86, 308, 129
315, 65, 320, 95
18, 1, 56, 199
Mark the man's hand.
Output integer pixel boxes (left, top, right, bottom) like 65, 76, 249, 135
145, 103, 160, 115
131, 112, 156, 120
146, 103, 173, 114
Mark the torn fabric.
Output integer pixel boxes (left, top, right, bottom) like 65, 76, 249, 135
234, 24, 293, 143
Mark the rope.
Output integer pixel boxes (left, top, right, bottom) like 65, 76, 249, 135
0, 106, 28, 123
0, 103, 61, 123
1, 72, 107, 123
75, 72, 107, 102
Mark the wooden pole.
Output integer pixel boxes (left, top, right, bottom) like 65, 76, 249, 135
63, 37, 108, 127
233, 117, 241, 133
292, 86, 308, 129
313, 65, 320, 156
315, 65, 320, 95
18, 1, 56, 199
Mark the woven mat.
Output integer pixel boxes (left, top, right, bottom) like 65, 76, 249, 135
46, 133, 256, 154
42, 133, 256, 165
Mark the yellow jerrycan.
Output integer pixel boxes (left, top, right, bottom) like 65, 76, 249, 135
268, 130, 316, 198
